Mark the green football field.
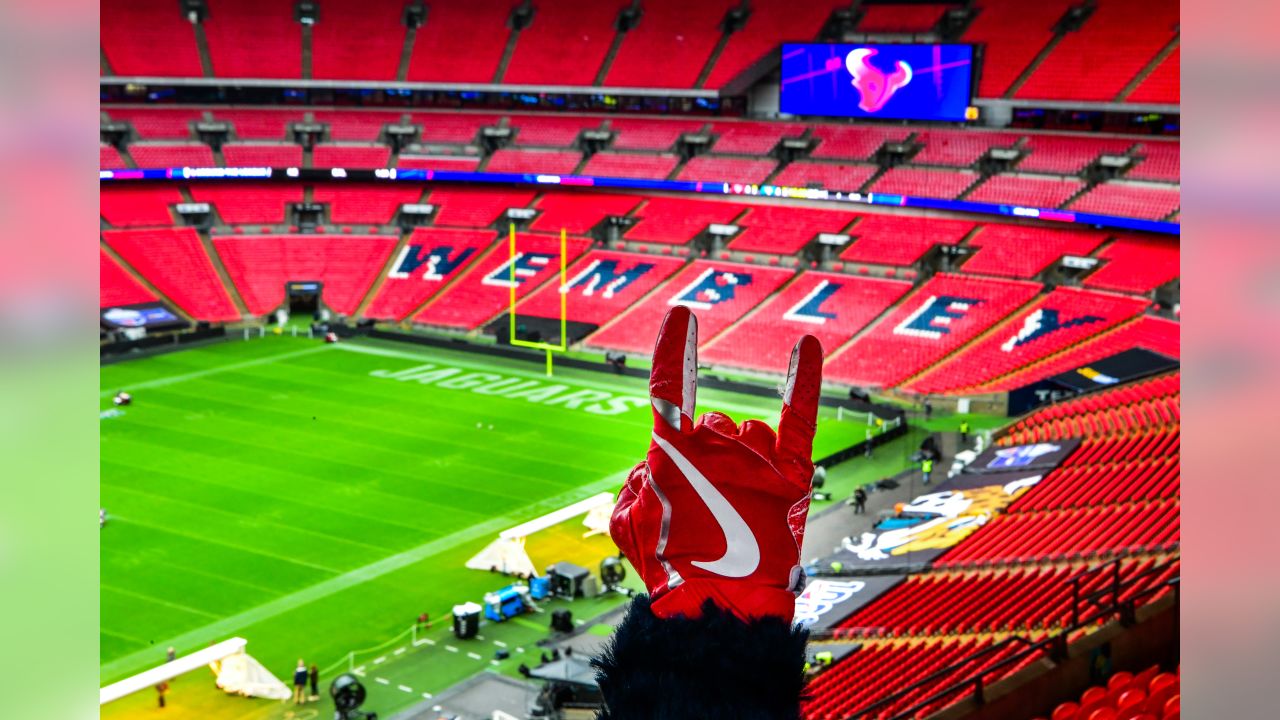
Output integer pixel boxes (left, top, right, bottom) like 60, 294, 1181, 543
100, 334, 889, 718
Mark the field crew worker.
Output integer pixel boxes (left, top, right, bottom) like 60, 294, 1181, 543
922, 456, 934, 485
960, 420, 971, 444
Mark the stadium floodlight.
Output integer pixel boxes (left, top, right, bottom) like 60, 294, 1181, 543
507, 223, 568, 376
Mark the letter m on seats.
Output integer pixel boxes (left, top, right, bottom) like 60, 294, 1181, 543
564, 259, 654, 299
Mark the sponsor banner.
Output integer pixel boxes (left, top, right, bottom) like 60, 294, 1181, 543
794, 575, 905, 630
829, 471, 1046, 570
1049, 348, 1179, 393
100, 302, 186, 331
963, 438, 1080, 474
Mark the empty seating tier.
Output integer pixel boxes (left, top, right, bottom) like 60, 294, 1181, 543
312, 184, 426, 225
128, 143, 215, 168
802, 638, 1028, 720
100, 249, 157, 308
966, 175, 1086, 209
411, 113, 503, 144
602, 0, 734, 88
485, 149, 582, 175
911, 130, 1025, 167
529, 193, 644, 235
214, 109, 306, 140
1016, 0, 1179, 101
101, 0, 203, 77
580, 152, 680, 180
1084, 236, 1180, 293
961, 225, 1106, 278
313, 110, 396, 141
770, 162, 878, 191
1128, 45, 1181, 105
1018, 136, 1137, 174
309, 0, 406, 81
585, 260, 795, 354
726, 206, 858, 255
190, 183, 304, 225
1129, 141, 1180, 182
676, 156, 778, 185
622, 198, 746, 245
840, 215, 975, 266
961, 0, 1077, 97
869, 167, 977, 199
102, 228, 241, 321
935, 498, 1180, 565
413, 234, 592, 329
214, 234, 397, 316
202, 0, 301, 79
363, 228, 498, 321
906, 288, 1151, 394
311, 144, 391, 169
608, 118, 707, 151
502, 0, 626, 86
101, 144, 126, 169
428, 188, 537, 228
823, 273, 1042, 388
509, 115, 603, 147
712, 121, 807, 155
394, 156, 483, 172
405, 0, 517, 83
701, 273, 911, 374
703, 0, 851, 88
517, 250, 686, 325
1069, 182, 1180, 220
106, 108, 203, 139
811, 126, 911, 161
976, 315, 1180, 393
1041, 664, 1181, 720
100, 186, 182, 228
220, 143, 303, 167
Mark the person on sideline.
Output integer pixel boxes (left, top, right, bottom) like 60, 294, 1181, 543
293, 659, 308, 704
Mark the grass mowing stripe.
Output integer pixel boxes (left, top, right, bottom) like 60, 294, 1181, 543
123, 383, 623, 495
100, 467, 630, 682
101, 457, 442, 540
140, 361, 648, 474
99, 346, 333, 397
102, 480, 400, 555
100, 627, 152, 646
100, 583, 222, 620
106, 416, 530, 515
102, 546, 282, 596
110, 513, 345, 575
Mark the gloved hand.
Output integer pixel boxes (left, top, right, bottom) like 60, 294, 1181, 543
610, 306, 823, 623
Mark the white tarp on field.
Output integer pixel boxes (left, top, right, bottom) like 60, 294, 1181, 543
216, 652, 292, 700
466, 537, 538, 577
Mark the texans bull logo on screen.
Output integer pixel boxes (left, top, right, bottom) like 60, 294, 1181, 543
845, 48, 912, 113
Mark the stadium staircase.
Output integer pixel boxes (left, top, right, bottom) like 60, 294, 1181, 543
1002, 5, 1086, 99
300, 22, 313, 79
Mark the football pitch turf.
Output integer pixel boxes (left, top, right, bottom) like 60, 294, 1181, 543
100, 334, 892, 717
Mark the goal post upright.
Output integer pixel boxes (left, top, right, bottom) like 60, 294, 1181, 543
508, 223, 568, 376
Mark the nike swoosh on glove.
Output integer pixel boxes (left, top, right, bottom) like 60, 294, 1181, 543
610, 305, 823, 623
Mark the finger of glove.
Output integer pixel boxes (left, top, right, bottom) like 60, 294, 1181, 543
649, 306, 698, 433
776, 334, 823, 472
697, 410, 739, 438
737, 418, 779, 462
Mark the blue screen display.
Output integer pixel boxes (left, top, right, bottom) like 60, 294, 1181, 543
780, 43, 974, 121
101, 304, 182, 329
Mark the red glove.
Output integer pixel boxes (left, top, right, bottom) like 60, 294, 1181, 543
610, 306, 823, 623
